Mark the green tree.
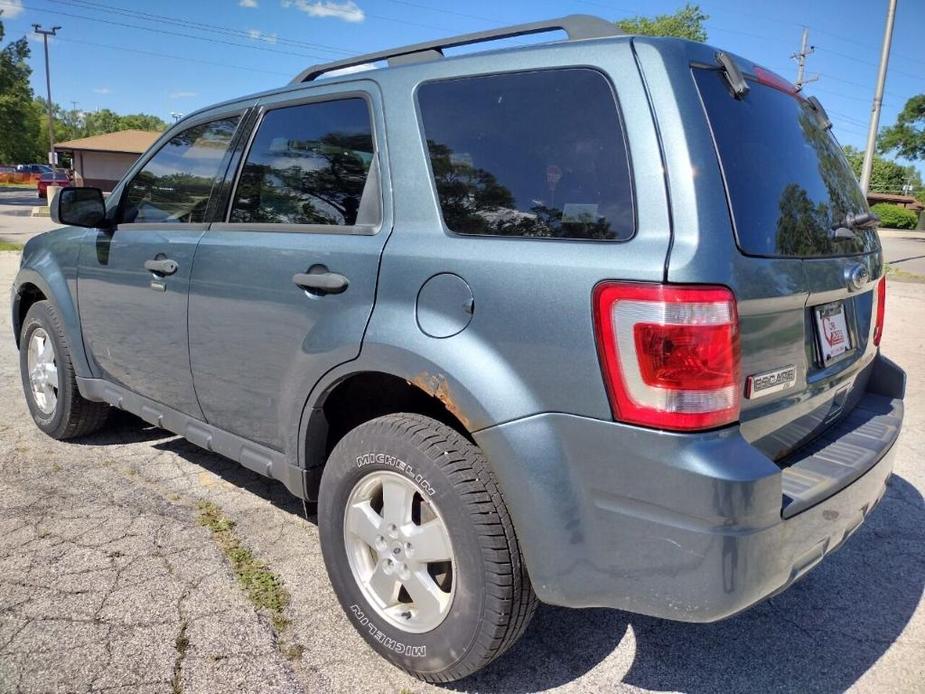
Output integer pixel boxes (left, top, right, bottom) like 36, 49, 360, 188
0, 14, 42, 163
844, 145, 924, 198
616, 3, 708, 42
878, 94, 925, 161
119, 113, 168, 132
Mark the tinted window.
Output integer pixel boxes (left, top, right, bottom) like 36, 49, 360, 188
418, 69, 633, 240
694, 68, 878, 257
121, 117, 239, 224
230, 98, 376, 226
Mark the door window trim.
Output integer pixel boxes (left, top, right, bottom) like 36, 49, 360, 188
113, 109, 248, 231
413, 66, 637, 243
219, 89, 385, 236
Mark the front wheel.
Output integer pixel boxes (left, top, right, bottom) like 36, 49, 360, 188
318, 413, 536, 682
19, 301, 109, 439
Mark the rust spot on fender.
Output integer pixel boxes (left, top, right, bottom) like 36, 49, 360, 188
409, 372, 471, 431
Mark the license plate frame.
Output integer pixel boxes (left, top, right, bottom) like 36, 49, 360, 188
814, 300, 853, 365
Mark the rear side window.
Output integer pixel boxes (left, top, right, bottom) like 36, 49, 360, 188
230, 98, 377, 227
694, 67, 878, 257
418, 69, 634, 240
121, 117, 239, 224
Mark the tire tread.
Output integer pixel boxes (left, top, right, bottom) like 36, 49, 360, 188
365, 413, 537, 682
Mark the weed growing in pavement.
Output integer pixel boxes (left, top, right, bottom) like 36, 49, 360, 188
170, 620, 189, 694
196, 500, 294, 640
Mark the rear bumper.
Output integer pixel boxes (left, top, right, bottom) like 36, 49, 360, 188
474, 355, 904, 622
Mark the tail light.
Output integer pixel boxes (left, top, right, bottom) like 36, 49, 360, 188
593, 282, 740, 431
753, 66, 799, 96
873, 276, 887, 346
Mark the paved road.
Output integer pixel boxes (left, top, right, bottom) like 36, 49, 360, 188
0, 188, 57, 247
0, 250, 923, 693
880, 230, 925, 277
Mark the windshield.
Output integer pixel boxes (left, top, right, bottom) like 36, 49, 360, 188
694, 67, 879, 258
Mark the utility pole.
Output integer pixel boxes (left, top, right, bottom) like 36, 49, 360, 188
791, 27, 818, 91
33, 25, 61, 166
170, 112, 183, 122
860, 0, 899, 195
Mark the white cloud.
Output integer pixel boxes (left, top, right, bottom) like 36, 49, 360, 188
239, 0, 259, 6
93, 87, 111, 95
169, 91, 198, 99
247, 28, 278, 44
282, 0, 365, 23
1, 1, 25, 19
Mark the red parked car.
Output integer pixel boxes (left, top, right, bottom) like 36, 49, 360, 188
37, 170, 72, 199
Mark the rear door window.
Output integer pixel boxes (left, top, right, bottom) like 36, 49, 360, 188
417, 68, 634, 240
694, 67, 879, 257
229, 98, 378, 227
121, 117, 240, 224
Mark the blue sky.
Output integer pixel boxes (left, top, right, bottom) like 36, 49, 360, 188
2, 0, 923, 176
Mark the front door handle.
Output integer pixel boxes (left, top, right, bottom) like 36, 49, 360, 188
144, 258, 179, 276
293, 270, 349, 295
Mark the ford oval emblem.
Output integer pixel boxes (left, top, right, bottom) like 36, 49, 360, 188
845, 264, 869, 292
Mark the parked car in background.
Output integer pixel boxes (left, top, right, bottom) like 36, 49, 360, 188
17, 164, 53, 176
36, 170, 73, 199
11, 15, 905, 683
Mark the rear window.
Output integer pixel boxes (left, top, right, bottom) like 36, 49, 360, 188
694, 67, 879, 257
417, 69, 634, 241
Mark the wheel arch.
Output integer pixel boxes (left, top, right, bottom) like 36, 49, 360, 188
299, 367, 475, 499
13, 280, 47, 348
13, 266, 92, 379
296, 326, 544, 498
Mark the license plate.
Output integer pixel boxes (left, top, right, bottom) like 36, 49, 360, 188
814, 301, 851, 363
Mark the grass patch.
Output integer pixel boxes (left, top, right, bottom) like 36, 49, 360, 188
886, 263, 925, 283
197, 500, 291, 627
0, 241, 23, 252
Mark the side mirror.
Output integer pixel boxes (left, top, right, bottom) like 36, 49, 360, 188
51, 187, 109, 228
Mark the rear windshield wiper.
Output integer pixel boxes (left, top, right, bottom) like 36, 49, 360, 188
830, 211, 880, 240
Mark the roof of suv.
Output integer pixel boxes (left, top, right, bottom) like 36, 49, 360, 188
178, 15, 640, 123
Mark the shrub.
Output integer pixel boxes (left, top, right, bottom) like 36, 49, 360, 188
871, 203, 919, 230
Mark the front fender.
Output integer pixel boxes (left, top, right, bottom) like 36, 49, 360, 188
12, 228, 91, 378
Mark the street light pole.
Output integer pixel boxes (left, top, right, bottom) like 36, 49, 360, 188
32, 24, 61, 167
860, 0, 898, 195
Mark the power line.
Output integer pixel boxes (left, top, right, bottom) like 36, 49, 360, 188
0, 0, 332, 61
47, 0, 353, 56
815, 45, 925, 85
51, 35, 292, 78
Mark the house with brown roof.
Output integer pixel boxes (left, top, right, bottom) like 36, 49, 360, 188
866, 191, 925, 213
54, 130, 161, 192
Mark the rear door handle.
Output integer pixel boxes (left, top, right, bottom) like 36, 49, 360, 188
293, 270, 349, 295
144, 258, 179, 276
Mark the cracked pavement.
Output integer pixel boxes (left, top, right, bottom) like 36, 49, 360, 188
0, 250, 923, 693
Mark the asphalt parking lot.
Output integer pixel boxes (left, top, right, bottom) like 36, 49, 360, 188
0, 249, 923, 693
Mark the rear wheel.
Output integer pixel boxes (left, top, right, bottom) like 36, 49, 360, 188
319, 413, 536, 682
19, 301, 109, 439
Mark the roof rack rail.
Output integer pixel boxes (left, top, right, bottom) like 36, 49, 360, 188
290, 14, 622, 84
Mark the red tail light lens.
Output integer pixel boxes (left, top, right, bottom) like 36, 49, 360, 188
873, 276, 887, 346
593, 282, 741, 431
753, 66, 799, 96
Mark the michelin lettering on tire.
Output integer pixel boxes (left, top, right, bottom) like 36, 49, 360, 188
350, 604, 427, 657
356, 452, 436, 496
